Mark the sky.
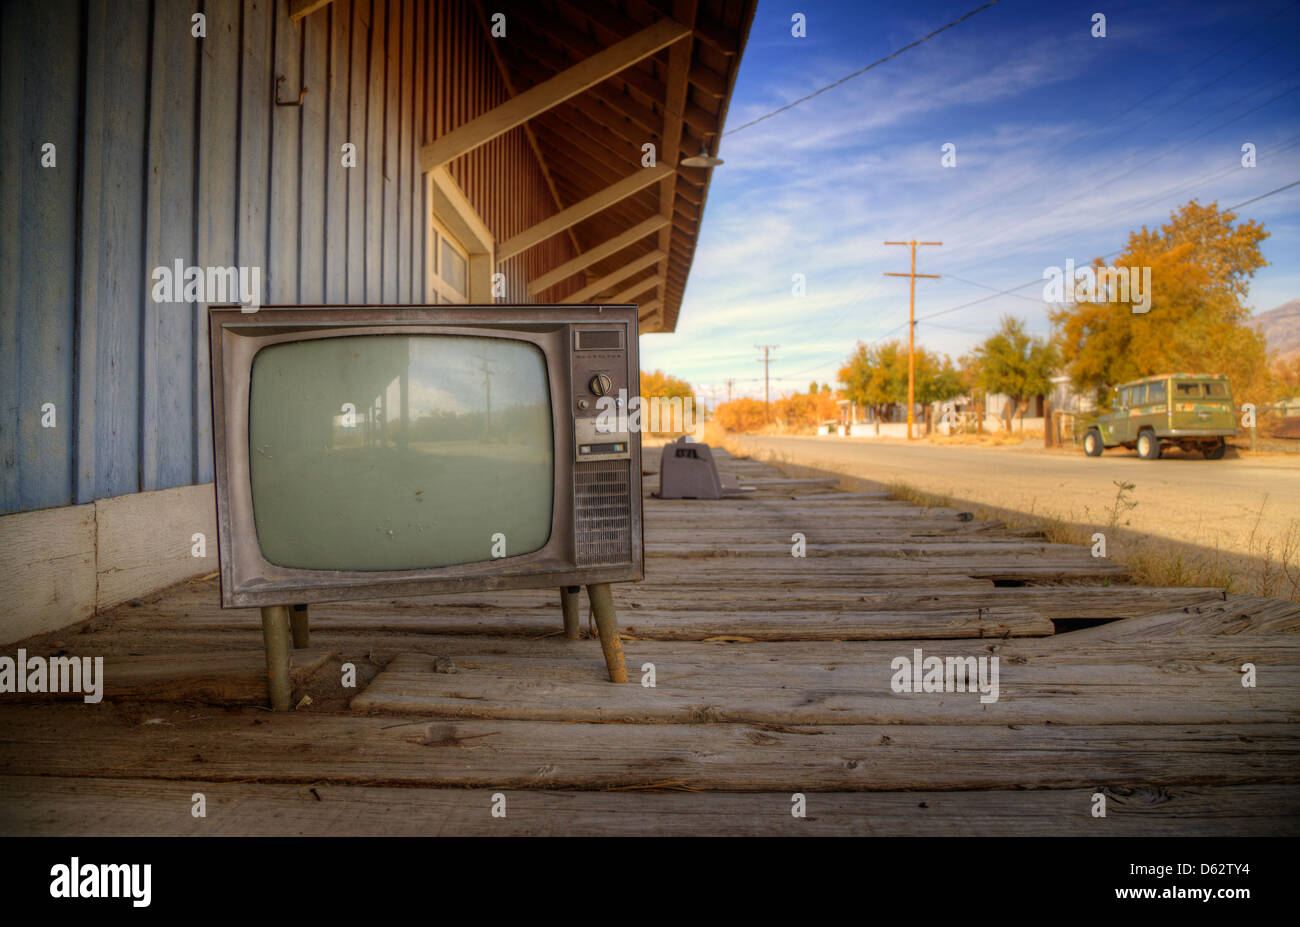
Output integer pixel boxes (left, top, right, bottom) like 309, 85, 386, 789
639, 0, 1300, 405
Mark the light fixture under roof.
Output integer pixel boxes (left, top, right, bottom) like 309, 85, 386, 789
680, 146, 724, 168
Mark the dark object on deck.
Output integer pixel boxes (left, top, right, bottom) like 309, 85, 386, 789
658, 437, 753, 499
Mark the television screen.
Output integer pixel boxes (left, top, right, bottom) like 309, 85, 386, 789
247, 334, 554, 570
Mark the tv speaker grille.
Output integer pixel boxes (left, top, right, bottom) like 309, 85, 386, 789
574, 458, 632, 566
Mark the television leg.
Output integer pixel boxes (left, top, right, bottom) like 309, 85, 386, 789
560, 586, 581, 640
260, 605, 293, 711
291, 603, 310, 648
585, 583, 628, 683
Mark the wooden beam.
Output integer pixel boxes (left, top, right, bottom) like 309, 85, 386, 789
561, 250, 666, 303
510, 6, 718, 137
498, 164, 672, 260
511, 4, 670, 106
527, 216, 669, 296
289, 0, 335, 23
472, 0, 582, 258
689, 62, 727, 98
656, 0, 696, 329
421, 19, 691, 171
637, 299, 662, 320
612, 274, 664, 304
693, 14, 738, 55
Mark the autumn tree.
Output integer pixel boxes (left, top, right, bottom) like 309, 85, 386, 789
774, 386, 839, 429
1050, 200, 1272, 406
970, 316, 1057, 431
713, 398, 769, 433
636, 369, 696, 434
1275, 355, 1300, 400
838, 340, 961, 421
639, 369, 694, 400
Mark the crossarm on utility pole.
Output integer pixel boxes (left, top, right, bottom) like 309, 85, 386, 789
884, 240, 943, 440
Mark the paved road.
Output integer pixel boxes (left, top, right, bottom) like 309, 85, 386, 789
735, 434, 1300, 558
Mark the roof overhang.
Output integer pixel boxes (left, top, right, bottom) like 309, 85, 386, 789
426, 0, 756, 332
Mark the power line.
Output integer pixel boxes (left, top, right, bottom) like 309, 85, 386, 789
918, 177, 1299, 325
722, 0, 1003, 137
940, 75, 1300, 273
1227, 178, 1300, 209
938, 131, 1300, 282
905, 9, 1298, 246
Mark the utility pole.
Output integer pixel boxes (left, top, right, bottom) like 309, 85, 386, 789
884, 240, 942, 439
755, 345, 779, 421
724, 377, 735, 403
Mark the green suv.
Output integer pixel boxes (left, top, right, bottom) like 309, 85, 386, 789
1080, 374, 1237, 460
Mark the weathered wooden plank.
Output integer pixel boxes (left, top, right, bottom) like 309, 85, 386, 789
1, 0, 81, 513
411, 0, 426, 301
364, 0, 385, 301
93, 484, 215, 610
299, 7, 328, 303
194, 0, 240, 487
346, 0, 368, 301
350, 650, 1298, 725
396, 0, 413, 302
2, 706, 1295, 791
324, 0, 350, 302
142, 0, 200, 492
268, 0, 302, 303
1066, 595, 1300, 640
0, 649, 338, 705
0, 1, 25, 512
382, 0, 400, 302
2, 777, 1294, 837
103, 584, 1051, 640
238, 0, 273, 307
646, 541, 1118, 559
0, 504, 96, 645
35, 627, 1300, 669
86, 0, 151, 500
621, 585, 1224, 622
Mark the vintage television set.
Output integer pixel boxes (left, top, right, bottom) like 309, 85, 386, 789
209, 305, 643, 709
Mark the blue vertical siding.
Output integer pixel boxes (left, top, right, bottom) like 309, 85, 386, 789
0, 0, 580, 517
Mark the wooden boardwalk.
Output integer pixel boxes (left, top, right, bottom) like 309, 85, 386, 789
2, 448, 1298, 836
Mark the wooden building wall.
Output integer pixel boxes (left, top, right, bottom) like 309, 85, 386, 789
0, 0, 578, 517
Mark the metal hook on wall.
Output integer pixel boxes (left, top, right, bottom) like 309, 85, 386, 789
275, 75, 309, 107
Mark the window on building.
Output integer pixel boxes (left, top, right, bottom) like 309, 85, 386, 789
425, 168, 495, 305
429, 217, 470, 305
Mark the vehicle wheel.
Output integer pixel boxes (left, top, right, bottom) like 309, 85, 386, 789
1203, 438, 1226, 460
1137, 430, 1161, 460
1083, 430, 1103, 457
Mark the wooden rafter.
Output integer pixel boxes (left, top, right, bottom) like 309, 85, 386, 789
471, 0, 582, 260
527, 215, 669, 296
655, 0, 697, 323
420, 18, 691, 172
498, 164, 673, 260
561, 250, 665, 303
510, 5, 718, 137
611, 274, 663, 303
289, 0, 335, 23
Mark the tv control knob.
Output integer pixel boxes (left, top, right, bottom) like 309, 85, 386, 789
589, 374, 613, 396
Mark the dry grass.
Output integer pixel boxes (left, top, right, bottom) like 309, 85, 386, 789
718, 433, 1300, 601
925, 429, 1044, 447
885, 479, 1299, 600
